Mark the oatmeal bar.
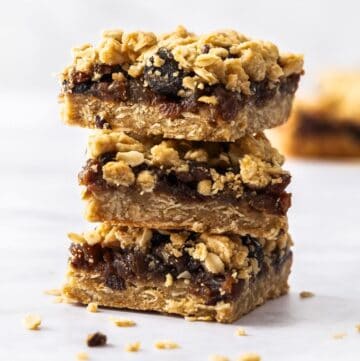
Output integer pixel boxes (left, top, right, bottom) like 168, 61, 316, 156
270, 72, 360, 158
63, 224, 292, 323
59, 26, 303, 141
80, 130, 290, 236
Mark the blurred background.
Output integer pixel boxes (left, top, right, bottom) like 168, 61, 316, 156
0, 1, 359, 360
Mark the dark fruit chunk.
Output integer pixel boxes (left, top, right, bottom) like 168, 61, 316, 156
94, 115, 111, 129
144, 48, 184, 97
86, 332, 107, 347
242, 235, 264, 267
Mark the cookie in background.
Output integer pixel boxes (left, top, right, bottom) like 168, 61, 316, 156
268, 71, 360, 159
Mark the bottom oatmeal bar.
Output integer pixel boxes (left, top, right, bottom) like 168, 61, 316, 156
62, 224, 292, 323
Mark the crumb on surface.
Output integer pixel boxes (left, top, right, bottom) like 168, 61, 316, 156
299, 291, 315, 299
76, 351, 89, 360
209, 355, 230, 361
236, 327, 247, 336
23, 314, 41, 330
154, 340, 179, 350
109, 317, 136, 327
86, 302, 98, 313
124, 342, 141, 352
333, 332, 347, 340
238, 352, 261, 361
356, 324, 360, 332
86, 332, 107, 347
185, 315, 212, 322
44, 288, 61, 296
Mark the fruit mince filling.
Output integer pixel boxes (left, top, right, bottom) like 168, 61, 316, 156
62, 48, 300, 122
78, 157, 292, 216
69, 231, 291, 305
297, 111, 360, 141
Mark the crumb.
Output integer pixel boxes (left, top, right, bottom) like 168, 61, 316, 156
86, 332, 107, 347
164, 273, 174, 287
356, 324, 360, 332
124, 342, 141, 352
299, 291, 315, 299
333, 332, 347, 340
109, 317, 136, 327
154, 340, 179, 349
86, 302, 98, 313
185, 315, 212, 322
236, 327, 247, 336
44, 288, 61, 296
238, 352, 261, 361
76, 351, 89, 360
53, 296, 64, 303
209, 355, 230, 361
23, 314, 41, 330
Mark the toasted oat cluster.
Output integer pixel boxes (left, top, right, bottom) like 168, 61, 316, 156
61, 25, 303, 98
86, 130, 287, 196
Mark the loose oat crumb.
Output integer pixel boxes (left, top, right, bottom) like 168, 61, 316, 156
236, 327, 247, 336
154, 340, 179, 350
86, 332, 107, 347
299, 291, 315, 299
23, 314, 41, 330
86, 302, 98, 313
124, 342, 141, 352
356, 324, 360, 332
333, 332, 347, 340
164, 273, 174, 287
209, 355, 229, 361
44, 288, 61, 296
238, 352, 261, 361
185, 315, 212, 322
76, 351, 89, 360
109, 317, 136, 327
53, 296, 64, 303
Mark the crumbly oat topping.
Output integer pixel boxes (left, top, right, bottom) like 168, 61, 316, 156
87, 130, 288, 195
109, 317, 136, 327
236, 327, 247, 336
23, 314, 41, 330
124, 341, 141, 352
154, 340, 179, 349
238, 352, 261, 361
299, 291, 315, 299
76, 351, 89, 361
62, 26, 303, 100
86, 302, 98, 313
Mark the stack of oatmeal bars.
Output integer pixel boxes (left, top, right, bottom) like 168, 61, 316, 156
59, 26, 303, 323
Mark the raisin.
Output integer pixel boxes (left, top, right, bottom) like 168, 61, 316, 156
94, 115, 111, 129
144, 48, 184, 97
104, 272, 125, 290
242, 235, 264, 266
87, 332, 107, 347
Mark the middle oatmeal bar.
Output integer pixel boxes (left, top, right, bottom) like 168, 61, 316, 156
80, 130, 291, 236
59, 26, 303, 141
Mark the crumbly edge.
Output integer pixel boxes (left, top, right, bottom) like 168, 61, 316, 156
60, 25, 303, 97
86, 130, 288, 197
68, 223, 292, 280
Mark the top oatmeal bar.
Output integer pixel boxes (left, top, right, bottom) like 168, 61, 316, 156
59, 26, 303, 141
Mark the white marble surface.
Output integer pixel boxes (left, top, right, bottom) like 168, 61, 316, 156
0, 93, 359, 360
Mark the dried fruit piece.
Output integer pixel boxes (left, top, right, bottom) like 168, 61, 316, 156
86, 332, 107, 347
144, 48, 184, 97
